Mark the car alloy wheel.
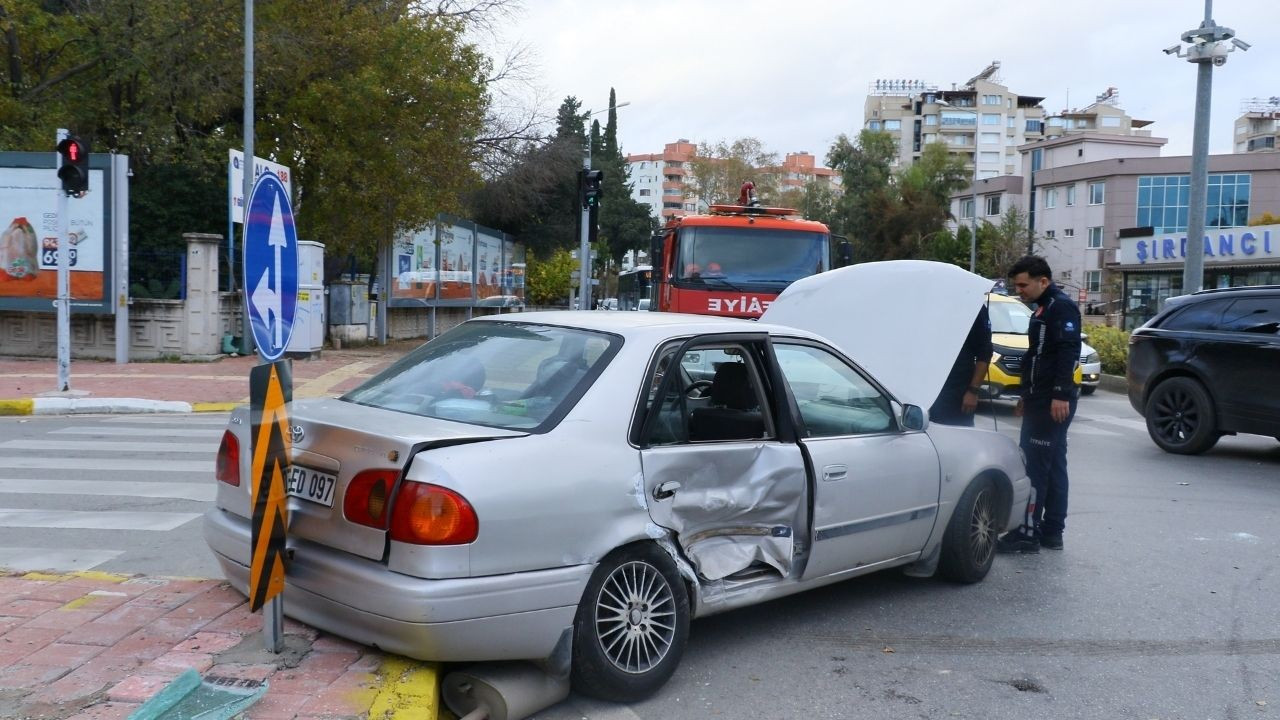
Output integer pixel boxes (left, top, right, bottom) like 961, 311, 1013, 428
595, 561, 677, 674
572, 544, 690, 702
1145, 377, 1218, 455
939, 475, 998, 583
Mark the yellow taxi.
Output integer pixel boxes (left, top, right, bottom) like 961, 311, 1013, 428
983, 293, 1082, 399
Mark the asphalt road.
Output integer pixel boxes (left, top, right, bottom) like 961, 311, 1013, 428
1, 394, 1277, 719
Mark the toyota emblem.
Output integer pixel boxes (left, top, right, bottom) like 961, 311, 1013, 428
289, 425, 305, 444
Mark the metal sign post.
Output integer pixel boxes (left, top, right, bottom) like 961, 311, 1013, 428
54, 128, 70, 392
243, 170, 299, 654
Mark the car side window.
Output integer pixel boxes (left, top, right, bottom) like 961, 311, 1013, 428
1219, 297, 1280, 334
642, 343, 774, 446
1159, 298, 1231, 331
773, 343, 894, 438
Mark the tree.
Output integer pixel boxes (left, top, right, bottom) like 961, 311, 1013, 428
976, 207, 1038, 279
1249, 212, 1280, 226
593, 89, 655, 268
524, 247, 575, 305
687, 137, 779, 207
778, 180, 840, 227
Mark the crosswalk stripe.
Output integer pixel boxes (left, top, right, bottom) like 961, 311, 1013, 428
51, 426, 223, 438
0, 479, 214, 501
0, 547, 123, 572
0, 457, 211, 472
1, 439, 218, 454
0, 509, 201, 531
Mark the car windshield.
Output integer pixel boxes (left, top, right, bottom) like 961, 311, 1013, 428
988, 299, 1032, 334
342, 322, 619, 431
675, 226, 827, 287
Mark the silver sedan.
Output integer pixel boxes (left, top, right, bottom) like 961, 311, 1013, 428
205, 266, 1029, 702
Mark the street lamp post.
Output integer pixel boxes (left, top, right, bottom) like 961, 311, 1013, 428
577, 102, 630, 311
1163, 0, 1249, 294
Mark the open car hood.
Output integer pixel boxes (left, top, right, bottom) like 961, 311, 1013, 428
762, 260, 993, 411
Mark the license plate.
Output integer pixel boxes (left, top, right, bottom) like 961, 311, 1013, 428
286, 465, 337, 507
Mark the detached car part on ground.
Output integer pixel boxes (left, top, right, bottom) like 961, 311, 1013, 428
1127, 286, 1280, 455
204, 262, 1030, 702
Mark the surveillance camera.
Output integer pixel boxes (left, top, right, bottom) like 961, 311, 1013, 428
1212, 54, 1228, 66
1163, 44, 1181, 55
1231, 38, 1251, 51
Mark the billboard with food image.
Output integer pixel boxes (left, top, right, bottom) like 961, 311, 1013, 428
0, 161, 110, 312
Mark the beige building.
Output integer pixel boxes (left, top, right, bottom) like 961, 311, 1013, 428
1234, 97, 1280, 154
1044, 88, 1154, 139
863, 62, 1046, 178
760, 152, 840, 193
626, 139, 699, 222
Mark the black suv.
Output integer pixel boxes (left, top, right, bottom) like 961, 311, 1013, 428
1128, 286, 1280, 454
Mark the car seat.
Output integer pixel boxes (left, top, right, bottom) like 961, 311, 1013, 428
688, 362, 765, 441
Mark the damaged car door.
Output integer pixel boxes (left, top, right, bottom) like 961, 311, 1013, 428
636, 334, 808, 583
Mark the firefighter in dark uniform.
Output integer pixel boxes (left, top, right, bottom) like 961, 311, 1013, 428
997, 256, 1081, 553
930, 305, 992, 427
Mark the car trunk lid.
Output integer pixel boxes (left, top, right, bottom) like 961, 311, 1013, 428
281, 397, 525, 561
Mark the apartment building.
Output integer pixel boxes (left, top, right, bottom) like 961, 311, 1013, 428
1019, 135, 1280, 328
1234, 97, 1280, 154
626, 139, 699, 222
760, 152, 840, 192
862, 61, 1046, 178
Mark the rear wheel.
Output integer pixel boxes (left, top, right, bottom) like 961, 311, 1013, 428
938, 476, 998, 583
571, 544, 690, 702
1144, 377, 1218, 455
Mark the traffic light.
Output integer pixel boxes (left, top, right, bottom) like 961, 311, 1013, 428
580, 169, 604, 210
56, 137, 90, 196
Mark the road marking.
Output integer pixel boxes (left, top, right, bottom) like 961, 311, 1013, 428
1068, 423, 1120, 436
1093, 416, 1148, 431
0, 456, 211, 472
51, 426, 223, 438
0, 509, 201, 531
0, 479, 214, 501
1, 439, 218, 453
0, 547, 123, 572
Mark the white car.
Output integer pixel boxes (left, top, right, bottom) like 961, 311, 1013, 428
204, 261, 1028, 702
1080, 338, 1101, 395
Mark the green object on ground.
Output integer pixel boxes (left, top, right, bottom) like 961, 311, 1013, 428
127, 669, 268, 720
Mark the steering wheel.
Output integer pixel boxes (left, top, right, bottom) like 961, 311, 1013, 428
686, 379, 714, 398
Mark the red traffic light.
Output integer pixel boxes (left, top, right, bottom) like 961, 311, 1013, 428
56, 137, 90, 196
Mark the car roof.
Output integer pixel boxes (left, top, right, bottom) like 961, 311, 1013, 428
471, 310, 827, 342
1190, 284, 1280, 297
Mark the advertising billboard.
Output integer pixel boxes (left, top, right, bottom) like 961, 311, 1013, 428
391, 224, 440, 302
0, 154, 113, 313
386, 215, 524, 309
437, 220, 475, 301
475, 229, 502, 300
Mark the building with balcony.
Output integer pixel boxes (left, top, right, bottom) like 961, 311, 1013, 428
862, 61, 1046, 178
759, 152, 841, 192
1234, 97, 1280, 154
1043, 87, 1155, 139
626, 139, 699, 222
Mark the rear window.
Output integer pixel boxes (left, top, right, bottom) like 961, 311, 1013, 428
343, 322, 620, 431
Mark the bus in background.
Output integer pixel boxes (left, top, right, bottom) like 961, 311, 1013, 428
617, 265, 652, 311
650, 182, 851, 318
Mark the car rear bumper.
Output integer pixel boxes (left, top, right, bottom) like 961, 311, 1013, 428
203, 508, 590, 662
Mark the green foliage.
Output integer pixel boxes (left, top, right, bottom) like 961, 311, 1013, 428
1085, 325, 1130, 375
1249, 212, 1280, 226
2, 0, 493, 273
525, 248, 575, 305
921, 228, 970, 267
975, 207, 1036, 278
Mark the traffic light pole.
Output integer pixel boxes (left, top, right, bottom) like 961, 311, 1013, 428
55, 128, 71, 392
578, 144, 592, 311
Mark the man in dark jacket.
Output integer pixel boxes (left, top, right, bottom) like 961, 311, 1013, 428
997, 256, 1081, 553
930, 305, 992, 427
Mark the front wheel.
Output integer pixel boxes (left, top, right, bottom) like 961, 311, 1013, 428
938, 476, 998, 583
1144, 377, 1218, 455
571, 544, 690, 702
1080, 385, 1097, 396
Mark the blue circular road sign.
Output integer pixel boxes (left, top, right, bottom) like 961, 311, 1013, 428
242, 172, 299, 362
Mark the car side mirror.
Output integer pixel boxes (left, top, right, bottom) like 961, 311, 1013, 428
901, 404, 927, 431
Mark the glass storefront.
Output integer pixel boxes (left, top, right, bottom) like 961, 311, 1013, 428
1136, 174, 1252, 235
1123, 266, 1280, 329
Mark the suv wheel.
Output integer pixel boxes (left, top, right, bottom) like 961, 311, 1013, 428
1145, 377, 1219, 455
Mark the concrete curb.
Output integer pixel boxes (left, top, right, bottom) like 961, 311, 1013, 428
0, 397, 239, 415
1098, 373, 1128, 394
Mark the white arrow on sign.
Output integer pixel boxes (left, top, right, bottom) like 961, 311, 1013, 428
251, 192, 288, 350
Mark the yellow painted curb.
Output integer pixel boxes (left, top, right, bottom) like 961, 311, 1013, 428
366, 657, 441, 720
192, 402, 239, 413
0, 398, 34, 416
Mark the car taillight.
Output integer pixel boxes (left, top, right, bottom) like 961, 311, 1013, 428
215, 430, 240, 487
389, 483, 478, 545
344, 469, 399, 529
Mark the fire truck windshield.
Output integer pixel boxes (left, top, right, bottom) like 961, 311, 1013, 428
675, 227, 827, 289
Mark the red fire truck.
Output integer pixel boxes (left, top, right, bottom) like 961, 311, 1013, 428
648, 183, 850, 318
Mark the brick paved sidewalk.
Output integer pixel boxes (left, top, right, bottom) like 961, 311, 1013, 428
0, 340, 424, 410
0, 571, 439, 720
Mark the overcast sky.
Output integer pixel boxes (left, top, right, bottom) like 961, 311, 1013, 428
492, 0, 1277, 163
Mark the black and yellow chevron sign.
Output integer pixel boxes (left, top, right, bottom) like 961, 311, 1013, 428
249, 360, 292, 613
